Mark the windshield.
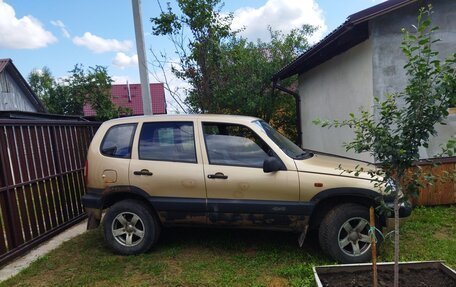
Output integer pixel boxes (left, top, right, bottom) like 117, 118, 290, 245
254, 120, 312, 159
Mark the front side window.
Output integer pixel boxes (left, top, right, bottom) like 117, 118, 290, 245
100, 124, 136, 158
139, 122, 196, 163
203, 122, 270, 168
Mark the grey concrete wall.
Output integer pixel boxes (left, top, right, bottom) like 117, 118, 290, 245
298, 39, 374, 162
0, 71, 37, 112
370, 0, 456, 158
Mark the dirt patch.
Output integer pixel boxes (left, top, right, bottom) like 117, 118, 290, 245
267, 276, 288, 287
243, 247, 257, 256
113, 271, 159, 287
318, 268, 456, 287
433, 230, 451, 240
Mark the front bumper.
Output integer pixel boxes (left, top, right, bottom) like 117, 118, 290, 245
385, 201, 413, 218
384, 201, 413, 231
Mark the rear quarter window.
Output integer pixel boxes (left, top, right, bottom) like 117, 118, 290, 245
139, 121, 196, 163
100, 123, 137, 158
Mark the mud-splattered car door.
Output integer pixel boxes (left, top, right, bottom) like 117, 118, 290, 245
200, 121, 304, 231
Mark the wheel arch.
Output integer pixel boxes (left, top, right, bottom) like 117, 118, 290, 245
309, 188, 382, 229
101, 186, 161, 223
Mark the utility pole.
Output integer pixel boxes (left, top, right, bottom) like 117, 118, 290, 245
132, 0, 153, 115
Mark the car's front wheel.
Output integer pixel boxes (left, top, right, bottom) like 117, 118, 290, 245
103, 199, 160, 255
318, 203, 382, 263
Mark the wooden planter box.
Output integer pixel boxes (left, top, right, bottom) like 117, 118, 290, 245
313, 261, 456, 287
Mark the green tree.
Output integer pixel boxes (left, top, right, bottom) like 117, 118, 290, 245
28, 65, 130, 121
28, 67, 54, 107
151, 0, 314, 141
65, 65, 122, 121
151, 0, 233, 113
315, 6, 455, 287
28, 67, 75, 115
215, 27, 314, 142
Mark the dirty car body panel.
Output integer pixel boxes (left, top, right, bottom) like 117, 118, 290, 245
81, 114, 411, 262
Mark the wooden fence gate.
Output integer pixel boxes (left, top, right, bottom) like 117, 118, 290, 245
0, 119, 99, 265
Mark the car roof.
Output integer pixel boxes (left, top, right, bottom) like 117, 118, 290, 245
102, 114, 261, 125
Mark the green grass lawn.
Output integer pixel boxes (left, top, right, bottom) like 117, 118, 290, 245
1, 206, 455, 287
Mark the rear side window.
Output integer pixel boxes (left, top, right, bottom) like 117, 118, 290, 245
139, 122, 196, 163
100, 124, 136, 158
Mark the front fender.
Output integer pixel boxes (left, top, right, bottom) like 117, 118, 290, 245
310, 187, 382, 203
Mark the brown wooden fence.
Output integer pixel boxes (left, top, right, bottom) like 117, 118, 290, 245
0, 119, 99, 265
412, 157, 456, 206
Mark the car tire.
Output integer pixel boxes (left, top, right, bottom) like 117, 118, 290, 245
103, 199, 160, 255
318, 203, 382, 263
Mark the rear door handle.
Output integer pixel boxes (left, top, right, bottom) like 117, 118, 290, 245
207, 172, 228, 179
133, 169, 153, 176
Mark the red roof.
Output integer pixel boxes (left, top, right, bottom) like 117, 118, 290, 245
83, 83, 166, 117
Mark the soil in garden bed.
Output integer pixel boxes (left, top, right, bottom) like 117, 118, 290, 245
318, 268, 456, 287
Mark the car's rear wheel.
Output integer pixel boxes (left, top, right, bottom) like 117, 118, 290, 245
103, 199, 160, 255
319, 203, 382, 263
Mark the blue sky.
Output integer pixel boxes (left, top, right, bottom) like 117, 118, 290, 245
0, 0, 384, 110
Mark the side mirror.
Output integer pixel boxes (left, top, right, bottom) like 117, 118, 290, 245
263, 157, 283, 173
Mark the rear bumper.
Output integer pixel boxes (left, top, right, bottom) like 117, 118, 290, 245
81, 191, 103, 209
81, 190, 103, 229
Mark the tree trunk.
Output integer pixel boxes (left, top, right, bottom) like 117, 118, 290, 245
394, 192, 400, 287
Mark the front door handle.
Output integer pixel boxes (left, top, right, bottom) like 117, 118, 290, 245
207, 172, 228, 179
133, 169, 153, 176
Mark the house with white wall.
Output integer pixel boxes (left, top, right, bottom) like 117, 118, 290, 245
273, 0, 455, 161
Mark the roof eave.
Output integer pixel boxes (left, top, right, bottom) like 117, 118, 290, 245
2, 60, 48, 113
272, 0, 417, 82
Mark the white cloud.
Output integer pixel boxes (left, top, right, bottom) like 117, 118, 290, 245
232, 0, 327, 43
55, 75, 69, 85
31, 68, 43, 75
112, 52, 138, 69
0, 0, 57, 49
50, 20, 70, 38
72, 32, 132, 53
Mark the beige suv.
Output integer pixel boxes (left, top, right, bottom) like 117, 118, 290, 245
82, 114, 411, 263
